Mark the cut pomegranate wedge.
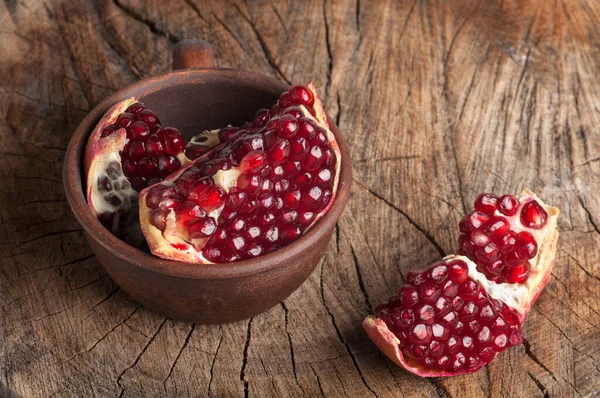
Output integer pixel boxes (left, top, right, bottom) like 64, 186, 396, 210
185, 83, 330, 160
364, 190, 559, 377
139, 84, 341, 263
84, 99, 189, 246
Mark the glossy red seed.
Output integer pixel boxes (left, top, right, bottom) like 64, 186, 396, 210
474, 193, 498, 215
460, 211, 490, 232
520, 200, 548, 229
282, 106, 304, 119
139, 109, 160, 126
484, 216, 510, 238
253, 109, 271, 127
498, 195, 519, 216
101, 125, 117, 137
515, 231, 537, 259
288, 85, 314, 106
127, 121, 150, 140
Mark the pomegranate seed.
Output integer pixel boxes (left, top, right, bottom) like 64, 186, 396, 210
303, 146, 324, 171
278, 92, 291, 108
282, 106, 304, 119
277, 114, 299, 139
253, 109, 271, 127
160, 127, 185, 155
137, 158, 158, 179
474, 193, 498, 215
127, 121, 150, 140
117, 112, 135, 128
287, 85, 314, 106
460, 211, 490, 232
126, 102, 145, 114
515, 231, 538, 259
101, 125, 117, 137
240, 151, 267, 174
139, 109, 160, 126
498, 195, 519, 216
484, 216, 509, 238
520, 200, 548, 229
505, 264, 529, 283
399, 286, 419, 307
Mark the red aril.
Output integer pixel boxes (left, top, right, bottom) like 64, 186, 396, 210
139, 84, 341, 263
364, 190, 559, 377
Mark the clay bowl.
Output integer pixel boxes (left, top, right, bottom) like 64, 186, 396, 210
63, 40, 352, 324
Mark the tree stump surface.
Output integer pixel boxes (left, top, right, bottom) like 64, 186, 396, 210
1, 1, 599, 397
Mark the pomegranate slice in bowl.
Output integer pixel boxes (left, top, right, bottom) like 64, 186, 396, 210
139, 84, 341, 263
364, 190, 559, 377
185, 83, 329, 160
84, 99, 190, 246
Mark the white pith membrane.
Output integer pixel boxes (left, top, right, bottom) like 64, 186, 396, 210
187, 128, 220, 153
85, 97, 188, 247
363, 189, 559, 377
85, 98, 138, 218
139, 91, 341, 264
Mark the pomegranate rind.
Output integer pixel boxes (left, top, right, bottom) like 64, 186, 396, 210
84, 98, 138, 217
362, 316, 487, 377
307, 83, 330, 130
139, 84, 342, 264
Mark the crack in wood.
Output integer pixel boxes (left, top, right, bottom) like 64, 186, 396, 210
233, 4, 291, 85
309, 364, 325, 397
319, 259, 378, 397
116, 317, 168, 395
522, 337, 558, 382
86, 305, 141, 354
90, 285, 120, 311
579, 197, 600, 236
321, 0, 333, 95
16, 229, 82, 247
207, 326, 223, 398
352, 178, 446, 257
112, 0, 180, 44
163, 324, 195, 386
350, 247, 374, 313
527, 371, 550, 398
280, 302, 305, 395
240, 317, 253, 398
182, 0, 206, 23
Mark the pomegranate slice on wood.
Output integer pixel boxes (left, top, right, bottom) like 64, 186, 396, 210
364, 190, 559, 377
84, 98, 189, 246
139, 84, 341, 263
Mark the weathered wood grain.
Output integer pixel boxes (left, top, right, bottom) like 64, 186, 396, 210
1, 0, 599, 396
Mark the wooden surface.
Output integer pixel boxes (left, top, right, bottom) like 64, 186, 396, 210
1, 0, 600, 397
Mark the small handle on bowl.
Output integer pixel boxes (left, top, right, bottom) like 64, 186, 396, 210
172, 40, 216, 70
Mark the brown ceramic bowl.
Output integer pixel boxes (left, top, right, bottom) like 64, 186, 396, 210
63, 40, 352, 324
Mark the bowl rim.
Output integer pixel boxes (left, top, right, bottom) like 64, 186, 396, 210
63, 68, 352, 280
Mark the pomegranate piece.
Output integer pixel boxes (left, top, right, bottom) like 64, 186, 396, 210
366, 257, 524, 376
364, 190, 559, 377
458, 191, 558, 283
84, 99, 190, 247
139, 83, 341, 264
185, 83, 330, 160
